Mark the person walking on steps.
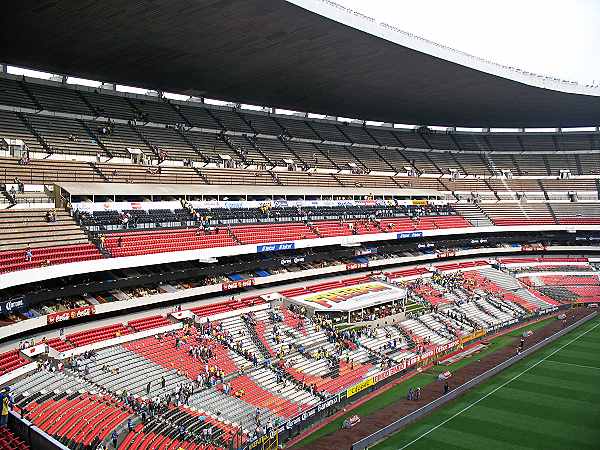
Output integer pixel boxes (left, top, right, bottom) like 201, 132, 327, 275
111, 430, 118, 449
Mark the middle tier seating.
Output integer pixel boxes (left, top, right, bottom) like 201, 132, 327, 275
105, 227, 238, 257
0, 349, 29, 375
67, 323, 131, 347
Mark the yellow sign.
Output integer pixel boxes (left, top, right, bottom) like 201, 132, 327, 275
459, 329, 486, 345
346, 377, 374, 398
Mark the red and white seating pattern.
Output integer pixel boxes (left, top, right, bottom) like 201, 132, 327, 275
0, 243, 101, 274
67, 323, 131, 347
124, 328, 239, 379
24, 393, 132, 448
0, 349, 29, 375
105, 228, 237, 257
128, 315, 172, 332
0, 428, 29, 450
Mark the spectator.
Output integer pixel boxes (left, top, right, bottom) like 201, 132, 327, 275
24, 246, 33, 262
99, 234, 106, 250
111, 430, 118, 449
0, 386, 14, 427
117, 236, 123, 248
14, 177, 24, 193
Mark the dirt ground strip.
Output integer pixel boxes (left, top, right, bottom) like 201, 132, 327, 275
301, 309, 594, 450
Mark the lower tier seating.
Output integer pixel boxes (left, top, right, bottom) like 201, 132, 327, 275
0, 428, 29, 450
124, 328, 239, 379
23, 393, 132, 448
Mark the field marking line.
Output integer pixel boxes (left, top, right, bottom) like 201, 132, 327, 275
543, 360, 600, 371
396, 321, 600, 450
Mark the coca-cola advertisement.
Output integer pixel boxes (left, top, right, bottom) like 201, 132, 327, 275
221, 279, 255, 291
346, 262, 368, 270
47, 305, 96, 325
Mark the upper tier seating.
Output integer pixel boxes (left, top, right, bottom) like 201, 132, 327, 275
1, 153, 599, 198
1, 76, 600, 176
0, 111, 45, 153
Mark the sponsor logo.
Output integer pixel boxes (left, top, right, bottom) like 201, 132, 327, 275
397, 231, 423, 239
345, 262, 368, 270
372, 363, 405, 384
346, 377, 374, 398
355, 247, 378, 256
280, 256, 305, 266
222, 279, 256, 291
459, 329, 486, 344
2, 298, 25, 312
538, 306, 559, 316
257, 242, 296, 253
281, 394, 342, 432
47, 305, 96, 325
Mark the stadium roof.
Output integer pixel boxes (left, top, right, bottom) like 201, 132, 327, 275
3, 0, 600, 128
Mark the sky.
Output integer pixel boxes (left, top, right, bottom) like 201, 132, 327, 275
334, 0, 600, 85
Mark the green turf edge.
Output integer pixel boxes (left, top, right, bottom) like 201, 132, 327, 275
293, 316, 555, 448
369, 313, 600, 450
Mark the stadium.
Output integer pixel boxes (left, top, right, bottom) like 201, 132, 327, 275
0, 1, 599, 449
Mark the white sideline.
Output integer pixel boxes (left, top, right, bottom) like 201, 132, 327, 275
395, 320, 600, 450
543, 360, 600, 371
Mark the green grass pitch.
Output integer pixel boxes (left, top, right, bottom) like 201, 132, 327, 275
371, 314, 600, 450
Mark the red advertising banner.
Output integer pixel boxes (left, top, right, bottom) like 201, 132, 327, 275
47, 305, 96, 325
222, 279, 255, 291
371, 340, 460, 384
345, 262, 368, 270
